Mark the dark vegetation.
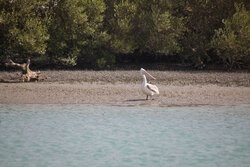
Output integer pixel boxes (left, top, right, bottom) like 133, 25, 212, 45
0, 0, 249, 70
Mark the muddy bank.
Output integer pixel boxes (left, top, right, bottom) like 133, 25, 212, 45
0, 70, 249, 107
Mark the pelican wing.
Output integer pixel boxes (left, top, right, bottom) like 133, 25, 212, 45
147, 84, 159, 94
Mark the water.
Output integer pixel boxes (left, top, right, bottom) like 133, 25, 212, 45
0, 105, 250, 167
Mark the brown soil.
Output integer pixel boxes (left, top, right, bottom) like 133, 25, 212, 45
0, 70, 250, 107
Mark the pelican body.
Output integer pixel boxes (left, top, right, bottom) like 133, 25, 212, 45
140, 68, 159, 100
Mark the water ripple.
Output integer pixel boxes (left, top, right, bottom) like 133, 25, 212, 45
0, 105, 250, 167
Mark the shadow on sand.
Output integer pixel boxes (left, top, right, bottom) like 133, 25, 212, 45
125, 98, 156, 102
125, 99, 146, 102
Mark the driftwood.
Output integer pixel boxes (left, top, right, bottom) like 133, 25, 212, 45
4, 59, 42, 82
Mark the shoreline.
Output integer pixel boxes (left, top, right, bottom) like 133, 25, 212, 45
0, 70, 250, 107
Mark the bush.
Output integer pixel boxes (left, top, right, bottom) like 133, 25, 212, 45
0, 0, 49, 60
211, 3, 250, 69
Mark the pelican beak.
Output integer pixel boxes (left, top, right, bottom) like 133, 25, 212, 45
144, 70, 156, 80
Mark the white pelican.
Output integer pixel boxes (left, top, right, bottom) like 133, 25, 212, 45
140, 68, 159, 100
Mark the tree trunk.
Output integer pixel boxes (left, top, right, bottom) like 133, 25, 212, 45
5, 59, 41, 82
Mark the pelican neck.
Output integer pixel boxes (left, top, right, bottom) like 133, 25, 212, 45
142, 75, 147, 84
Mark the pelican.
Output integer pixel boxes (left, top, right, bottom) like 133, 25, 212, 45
140, 68, 159, 100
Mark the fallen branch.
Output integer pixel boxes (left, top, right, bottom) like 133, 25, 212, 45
5, 59, 42, 82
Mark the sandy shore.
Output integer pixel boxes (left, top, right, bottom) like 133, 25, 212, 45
0, 70, 250, 107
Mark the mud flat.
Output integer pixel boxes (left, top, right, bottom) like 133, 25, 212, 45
0, 70, 249, 107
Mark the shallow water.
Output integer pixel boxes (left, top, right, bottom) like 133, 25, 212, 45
0, 105, 250, 167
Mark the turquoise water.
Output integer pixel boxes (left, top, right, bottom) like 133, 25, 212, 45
0, 105, 250, 167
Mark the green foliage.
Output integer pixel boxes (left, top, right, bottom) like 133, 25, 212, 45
47, 0, 87, 65
110, 0, 137, 53
211, 3, 250, 69
0, 0, 249, 69
47, 0, 111, 67
109, 0, 184, 55
0, 0, 49, 60
149, 9, 184, 54
176, 0, 238, 67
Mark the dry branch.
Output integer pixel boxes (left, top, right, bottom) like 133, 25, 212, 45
5, 59, 42, 82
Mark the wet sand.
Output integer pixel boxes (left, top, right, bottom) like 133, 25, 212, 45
0, 70, 250, 107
